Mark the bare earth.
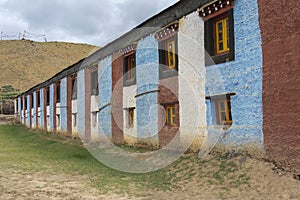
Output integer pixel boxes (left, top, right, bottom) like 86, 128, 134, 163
0, 118, 299, 199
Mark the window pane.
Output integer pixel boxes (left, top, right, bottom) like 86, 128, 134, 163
220, 102, 225, 111
221, 112, 226, 121
218, 32, 223, 41
219, 43, 224, 51
167, 108, 171, 125
218, 22, 223, 31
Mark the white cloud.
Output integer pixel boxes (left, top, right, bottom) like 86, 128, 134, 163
0, 0, 178, 45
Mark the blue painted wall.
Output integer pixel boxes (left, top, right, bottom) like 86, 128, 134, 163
60, 77, 67, 132
26, 95, 30, 127
49, 84, 55, 131
18, 97, 21, 119
40, 89, 45, 128
33, 91, 37, 127
205, 0, 263, 146
98, 56, 112, 138
136, 36, 159, 142
77, 69, 85, 138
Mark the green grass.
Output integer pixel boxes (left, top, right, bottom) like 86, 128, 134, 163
0, 125, 251, 195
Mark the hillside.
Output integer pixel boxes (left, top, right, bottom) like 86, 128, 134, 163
0, 40, 98, 93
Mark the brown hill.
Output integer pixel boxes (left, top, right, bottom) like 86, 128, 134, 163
0, 40, 98, 93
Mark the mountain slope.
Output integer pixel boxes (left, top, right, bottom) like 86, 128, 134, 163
0, 40, 98, 93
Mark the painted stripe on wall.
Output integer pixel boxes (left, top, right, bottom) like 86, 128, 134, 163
98, 56, 112, 138
60, 77, 68, 133
77, 69, 85, 138
136, 36, 159, 144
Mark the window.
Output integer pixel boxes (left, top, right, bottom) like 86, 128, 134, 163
25, 97, 27, 110
71, 75, 77, 100
21, 98, 23, 110
215, 97, 232, 126
37, 91, 40, 107
167, 40, 176, 69
204, 9, 234, 65
128, 108, 135, 127
91, 71, 98, 96
165, 105, 176, 126
56, 82, 60, 103
124, 53, 136, 86
92, 112, 97, 127
159, 35, 178, 79
30, 94, 33, 108
215, 17, 229, 54
73, 113, 77, 127
46, 87, 50, 106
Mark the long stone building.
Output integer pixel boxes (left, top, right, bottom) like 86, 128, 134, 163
15, 0, 299, 170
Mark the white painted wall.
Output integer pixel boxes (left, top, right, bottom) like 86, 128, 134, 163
72, 99, 78, 137
56, 103, 61, 132
123, 85, 137, 144
178, 11, 207, 151
90, 95, 99, 140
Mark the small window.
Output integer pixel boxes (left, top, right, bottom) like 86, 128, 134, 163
128, 108, 135, 127
92, 112, 97, 127
25, 97, 28, 110
204, 9, 234, 65
215, 17, 229, 54
165, 105, 176, 126
71, 75, 77, 100
123, 53, 136, 86
166, 40, 176, 69
91, 71, 98, 96
215, 97, 232, 126
159, 35, 178, 79
21, 98, 23, 110
56, 82, 60, 103
56, 114, 60, 127
30, 94, 33, 109
37, 91, 40, 107
46, 87, 50, 106
73, 113, 77, 127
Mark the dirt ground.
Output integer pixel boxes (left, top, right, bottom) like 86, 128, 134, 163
1, 157, 299, 200
0, 117, 299, 199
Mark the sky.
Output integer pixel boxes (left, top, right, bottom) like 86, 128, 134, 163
0, 0, 179, 46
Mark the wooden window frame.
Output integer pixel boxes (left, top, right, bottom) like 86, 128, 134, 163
215, 17, 230, 54
37, 91, 40, 107
159, 35, 178, 79
215, 97, 232, 126
56, 81, 61, 103
91, 71, 98, 96
46, 87, 50, 106
71, 75, 77, 100
165, 105, 176, 126
123, 52, 136, 86
128, 108, 135, 128
204, 9, 235, 66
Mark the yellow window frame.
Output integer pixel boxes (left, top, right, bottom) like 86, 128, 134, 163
166, 40, 176, 69
217, 99, 232, 125
128, 108, 134, 127
127, 54, 136, 80
166, 105, 176, 125
215, 17, 230, 54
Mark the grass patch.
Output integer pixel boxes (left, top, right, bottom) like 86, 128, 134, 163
0, 125, 252, 195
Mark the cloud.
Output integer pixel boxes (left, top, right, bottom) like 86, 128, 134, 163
0, 0, 178, 45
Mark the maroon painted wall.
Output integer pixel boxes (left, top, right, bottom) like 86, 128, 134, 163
112, 53, 124, 144
258, 0, 300, 170
158, 76, 179, 147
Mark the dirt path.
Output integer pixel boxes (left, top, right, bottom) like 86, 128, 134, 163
0, 168, 129, 200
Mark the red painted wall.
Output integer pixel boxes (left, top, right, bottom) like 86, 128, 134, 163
258, 0, 300, 170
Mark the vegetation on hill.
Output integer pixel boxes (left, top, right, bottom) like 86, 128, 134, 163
0, 40, 98, 93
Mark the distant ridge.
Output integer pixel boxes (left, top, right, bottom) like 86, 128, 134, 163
0, 40, 97, 93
